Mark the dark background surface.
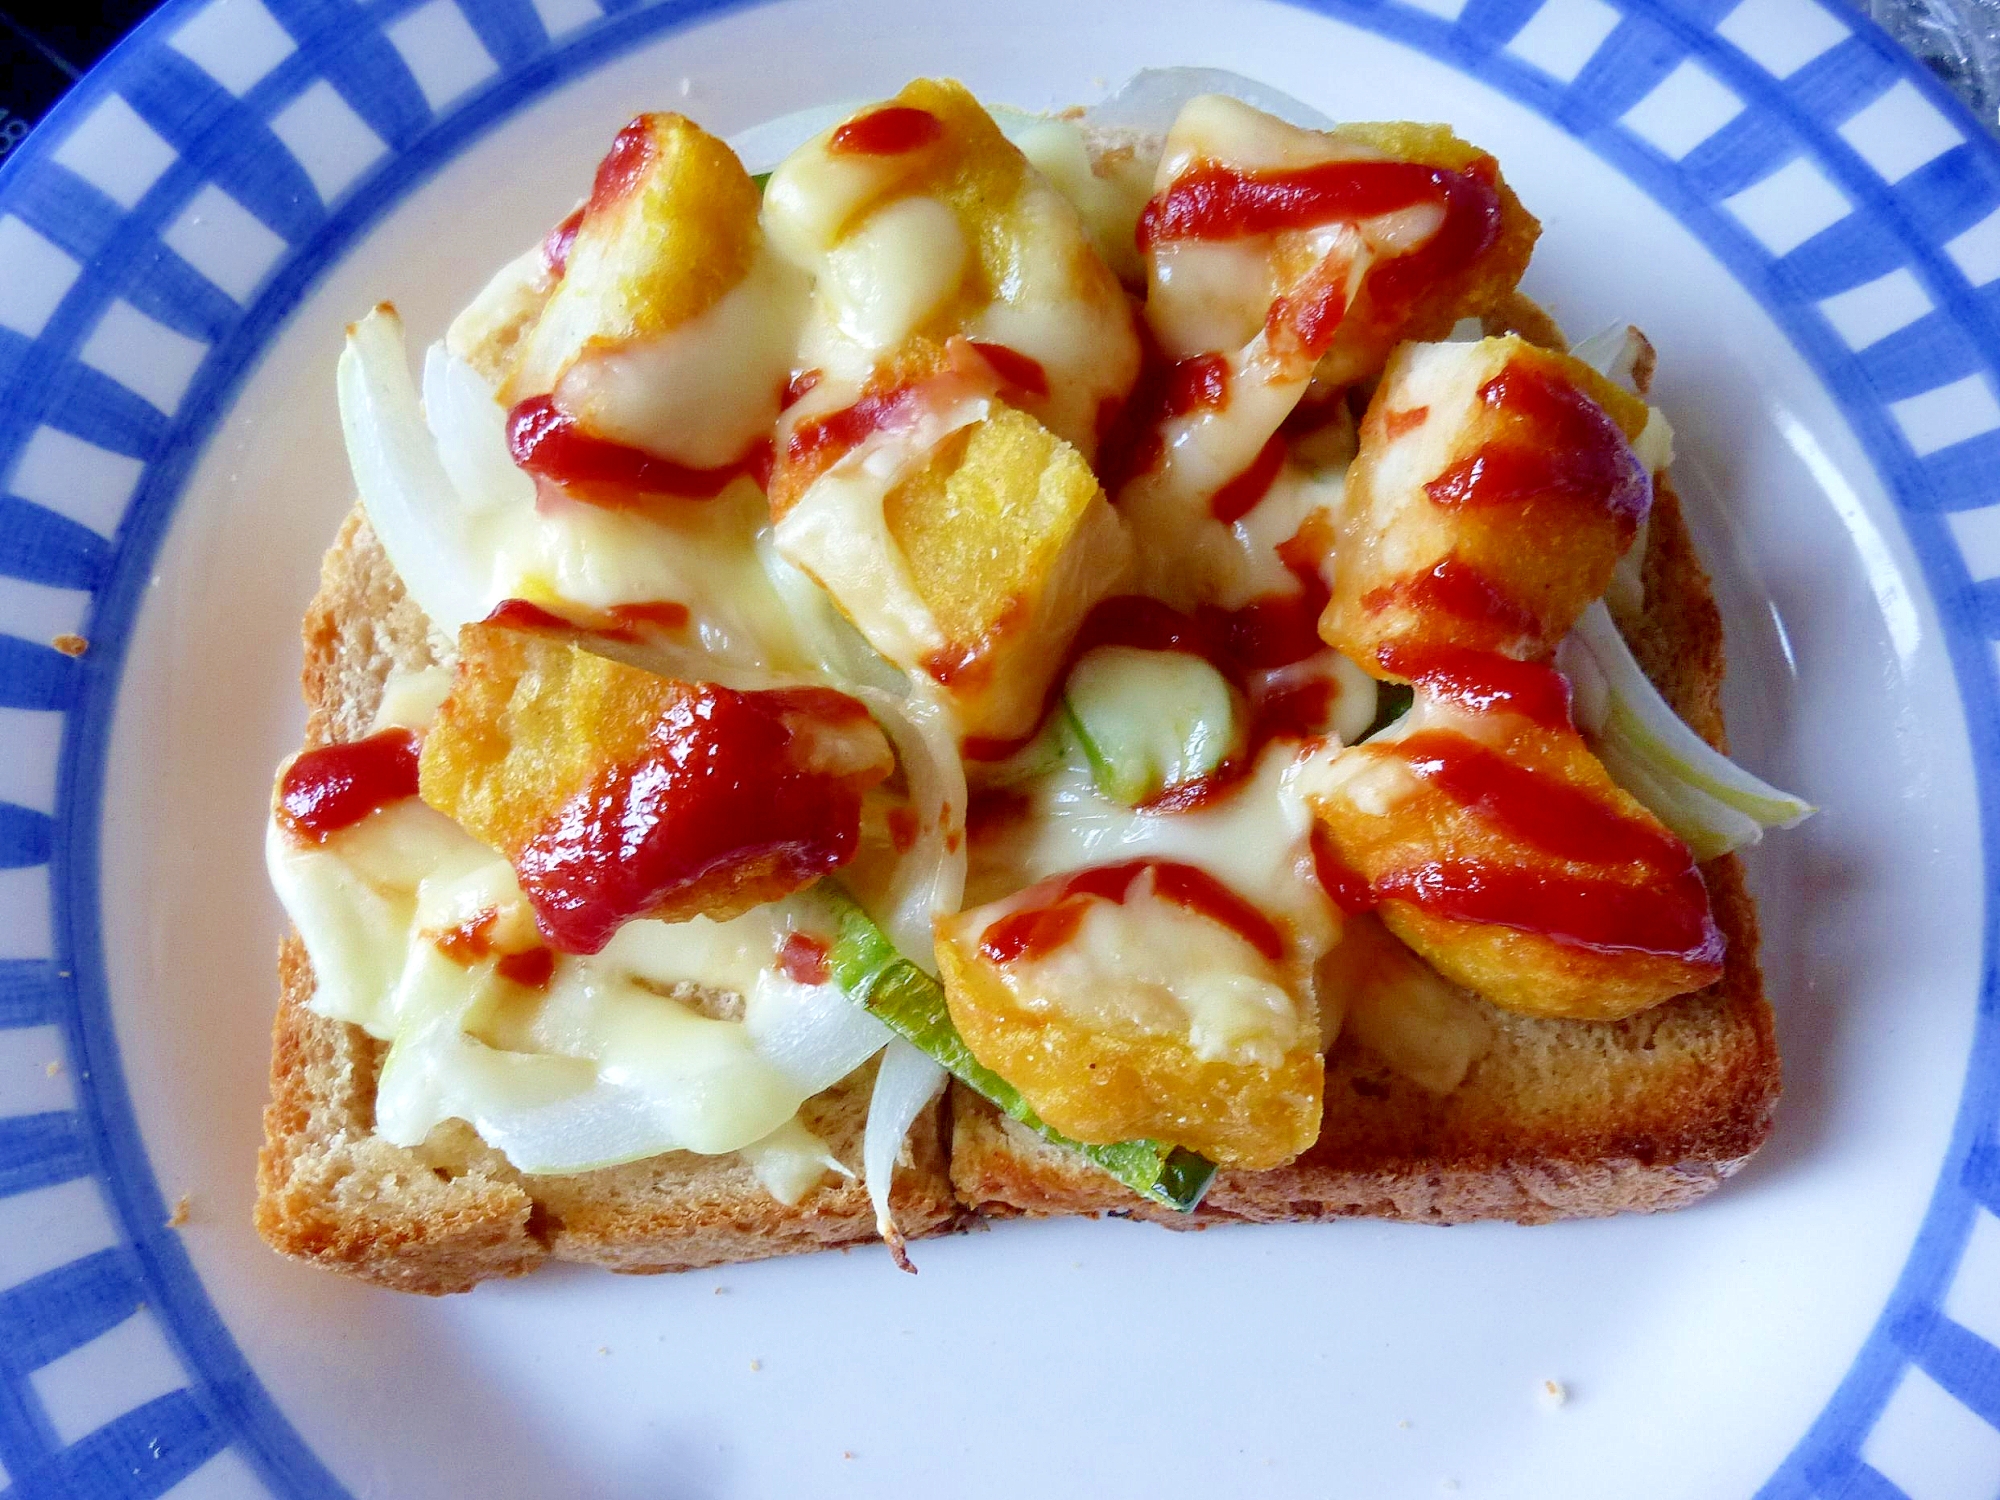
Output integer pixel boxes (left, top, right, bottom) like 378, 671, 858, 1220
2, 0, 162, 163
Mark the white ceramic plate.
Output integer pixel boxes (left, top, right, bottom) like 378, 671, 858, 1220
2, 0, 1997, 1495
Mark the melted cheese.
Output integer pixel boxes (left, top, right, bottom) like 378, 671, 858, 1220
992, 876, 1306, 1067
820, 195, 970, 351
554, 244, 806, 468
967, 742, 1341, 967
762, 102, 1137, 457
266, 799, 881, 1182
771, 388, 991, 668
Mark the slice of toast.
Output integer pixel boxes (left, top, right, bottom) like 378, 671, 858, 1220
949, 475, 1781, 1226
254, 508, 962, 1294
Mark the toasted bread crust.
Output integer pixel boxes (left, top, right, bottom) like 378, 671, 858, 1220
950, 478, 1781, 1228
255, 511, 961, 1294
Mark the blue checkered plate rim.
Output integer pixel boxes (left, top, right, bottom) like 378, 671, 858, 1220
1, 0, 1997, 1493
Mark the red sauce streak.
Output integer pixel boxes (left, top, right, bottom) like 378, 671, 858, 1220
978, 859, 1285, 966
589, 118, 656, 215
277, 729, 420, 843
965, 786, 1030, 837
961, 558, 1332, 767
484, 597, 690, 642
605, 600, 692, 634
968, 341, 1049, 399
1394, 730, 1686, 870
1137, 156, 1503, 331
1209, 433, 1287, 524
434, 910, 499, 963
886, 805, 920, 853
515, 685, 877, 955
1267, 273, 1348, 359
543, 206, 585, 279
778, 931, 832, 986
829, 105, 942, 157
785, 382, 926, 478
1375, 642, 1573, 731
1373, 860, 1722, 963
1311, 824, 1375, 915
781, 368, 822, 410
1094, 322, 1232, 497
1424, 361, 1649, 529
485, 598, 574, 632
1382, 405, 1429, 440
496, 947, 556, 990
1362, 555, 1540, 641
508, 395, 764, 503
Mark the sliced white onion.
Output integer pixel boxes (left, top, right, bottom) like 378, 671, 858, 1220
852, 682, 967, 972
421, 340, 535, 516
1559, 602, 1813, 859
1573, 323, 1653, 395
1086, 67, 1337, 135
744, 970, 894, 1095
337, 306, 492, 632
863, 1038, 947, 1272
739, 1116, 853, 1205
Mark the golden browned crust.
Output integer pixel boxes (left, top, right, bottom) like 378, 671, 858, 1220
255, 510, 962, 1294
950, 477, 1781, 1228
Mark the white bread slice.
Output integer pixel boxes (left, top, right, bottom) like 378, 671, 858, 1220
254, 509, 962, 1295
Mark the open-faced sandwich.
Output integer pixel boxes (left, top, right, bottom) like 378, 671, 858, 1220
257, 70, 1811, 1293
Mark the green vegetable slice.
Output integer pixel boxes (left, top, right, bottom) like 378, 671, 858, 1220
1063, 645, 1243, 805
1362, 682, 1413, 740
822, 884, 1216, 1211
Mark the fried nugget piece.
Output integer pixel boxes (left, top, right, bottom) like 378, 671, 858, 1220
419, 623, 893, 954
1304, 649, 1722, 1020
506, 112, 761, 402
935, 861, 1323, 1168
763, 78, 1138, 459
775, 381, 1133, 746
1321, 336, 1659, 665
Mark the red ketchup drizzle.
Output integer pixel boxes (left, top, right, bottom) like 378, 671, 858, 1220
514, 685, 877, 955
1094, 327, 1231, 497
778, 931, 832, 986
483, 598, 690, 643
543, 206, 585, 279
886, 806, 920, 853
1381, 405, 1429, 440
1136, 157, 1503, 324
590, 119, 657, 212
434, 910, 499, 963
1374, 641, 1573, 731
829, 106, 943, 156
1209, 434, 1287, 524
277, 729, 421, 843
1266, 272, 1348, 359
1394, 730, 1686, 870
785, 382, 926, 479
1310, 825, 1374, 916
968, 341, 1049, 399
605, 600, 692, 634
1424, 361, 1649, 528
1306, 664, 1722, 964
978, 859, 1285, 966
485, 598, 575, 632
781, 368, 823, 410
496, 948, 556, 990
508, 396, 768, 503
1362, 555, 1540, 642
1373, 861, 1722, 964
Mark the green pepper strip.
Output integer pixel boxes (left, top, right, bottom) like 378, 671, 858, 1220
822, 885, 1216, 1212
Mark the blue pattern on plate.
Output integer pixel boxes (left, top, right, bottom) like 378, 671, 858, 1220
0, 0, 1994, 1493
